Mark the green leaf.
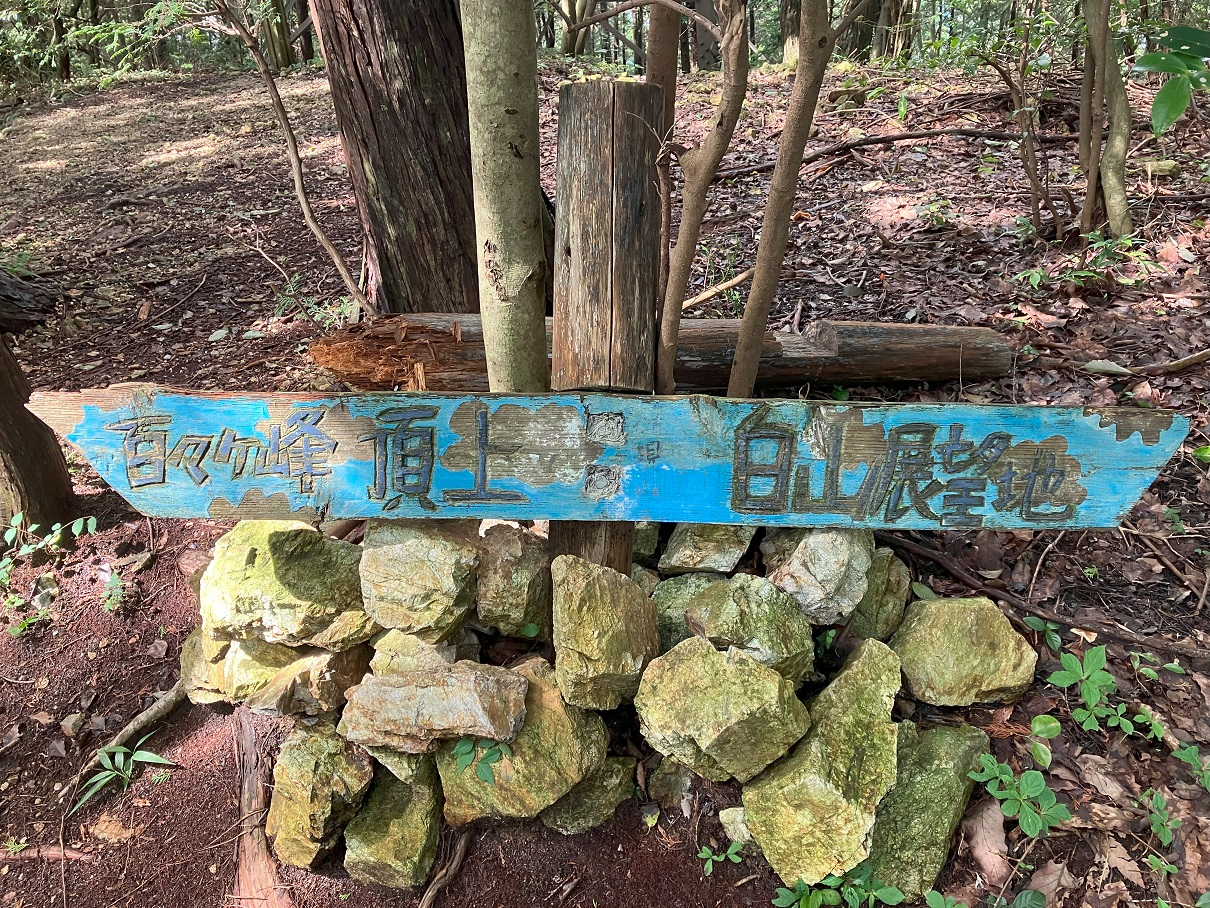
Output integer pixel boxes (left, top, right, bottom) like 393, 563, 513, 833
1135, 51, 1191, 74
453, 738, 474, 756
1164, 661, 1186, 674
911, 582, 939, 600
70, 771, 118, 816
497, 742, 513, 759
773, 889, 801, 908
1031, 715, 1062, 739
1018, 770, 1046, 798
1195, 446, 1210, 463
1045, 630, 1062, 652
131, 750, 174, 765
875, 887, 905, 905
698, 846, 713, 859
475, 760, 495, 784
1012, 891, 1047, 908
70, 518, 85, 537
1031, 742, 1052, 770
1017, 803, 1043, 837
1023, 617, 1046, 632
1083, 646, 1107, 673
1192, 893, 1210, 908
1152, 75, 1193, 134
1162, 26, 1210, 57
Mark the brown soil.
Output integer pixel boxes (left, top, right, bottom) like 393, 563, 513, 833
1, 60, 1208, 908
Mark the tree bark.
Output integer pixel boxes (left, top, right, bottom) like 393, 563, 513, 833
1, 339, 74, 526
728, 0, 840, 398
781, 0, 801, 65
461, 0, 551, 391
646, 5, 679, 132
309, 0, 479, 313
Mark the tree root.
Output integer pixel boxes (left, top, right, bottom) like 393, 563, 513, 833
68, 679, 188, 791
418, 831, 471, 908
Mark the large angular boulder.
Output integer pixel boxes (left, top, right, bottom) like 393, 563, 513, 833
340, 662, 528, 753
861, 723, 989, 900
659, 524, 755, 575
436, 656, 608, 825
684, 574, 815, 683
889, 597, 1037, 706
635, 637, 810, 783
761, 528, 874, 624
180, 628, 233, 705
343, 760, 443, 889
243, 646, 372, 716
368, 628, 478, 676
360, 520, 478, 643
647, 759, 695, 810
847, 548, 911, 641
651, 572, 724, 653
200, 520, 375, 650
630, 564, 661, 597
631, 521, 661, 566
476, 523, 553, 641
364, 748, 430, 783
551, 555, 660, 710
744, 639, 901, 886
265, 719, 374, 869
540, 756, 635, 835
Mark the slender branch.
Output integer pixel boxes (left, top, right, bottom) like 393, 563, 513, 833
713, 127, 1077, 181
569, 0, 723, 42
682, 266, 753, 310
216, 1, 374, 317
834, 0, 877, 38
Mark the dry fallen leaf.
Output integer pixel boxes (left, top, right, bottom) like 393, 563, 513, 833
1096, 834, 1144, 887
961, 797, 1012, 887
1083, 879, 1130, 908
91, 813, 145, 843
1076, 754, 1133, 804
1027, 859, 1078, 906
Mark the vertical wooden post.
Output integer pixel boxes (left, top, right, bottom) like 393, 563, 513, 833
550, 80, 663, 572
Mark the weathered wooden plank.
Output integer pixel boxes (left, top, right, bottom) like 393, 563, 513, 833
29, 386, 1188, 529
307, 315, 1014, 393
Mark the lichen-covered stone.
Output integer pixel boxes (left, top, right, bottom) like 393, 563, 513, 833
719, 807, 759, 855
339, 662, 528, 753
744, 640, 901, 886
243, 646, 371, 716
364, 747, 430, 783
180, 628, 231, 705
343, 760, 442, 889
540, 756, 635, 834
861, 723, 989, 900
761, 528, 874, 624
368, 628, 477, 676
476, 523, 553, 641
631, 521, 660, 566
635, 637, 810, 782
651, 572, 724, 653
200, 520, 375, 650
659, 524, 755, 575
551, 555, 660, 710
265, 718, 374, 869
847, 548, 911, 641
684, 574, 815, 683
889, 597, 1037, 706
360, 520, 478, 643
436, 656, 608, 825
631, 564, 661, 597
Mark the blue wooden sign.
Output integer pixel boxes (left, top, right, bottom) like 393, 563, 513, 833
28, 385, 1187, 529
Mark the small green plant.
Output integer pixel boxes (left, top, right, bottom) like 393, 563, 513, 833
991, 893, 1047, 908
1174, 744, 1210, 792
772, 869, 904, 908
71, 733, 174, 815
815, 628, 839, 659
924, 893, 965, 908
969, 755, 1071, 837
7, 607, 52, 637
897, 94, 909, 120
3, 837, 28, 856
1129, 651, 1185, 682
699, 841, 743, 875
1140, 789, 1181, 847
1147, 853, 1179, 877
452, 737, 512, 785
1194, 445, 1210, 464
1023, 617, 1061, 652
1082, 565, 1100, 581
1028, 715, 1062, 769
1047, 645, 1117, 721
103, 572, 127, 612
1164, 507, 1187, 535
149, 768, 172, 784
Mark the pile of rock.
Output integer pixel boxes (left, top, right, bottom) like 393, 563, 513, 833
181, 517, 1038, 895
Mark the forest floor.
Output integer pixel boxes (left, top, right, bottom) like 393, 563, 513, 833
1, 58, 1209, 908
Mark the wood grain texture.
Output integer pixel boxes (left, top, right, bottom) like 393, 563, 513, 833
552, 81, 662, 393
28, 385, 1187, 530
309, 314, 1012, 392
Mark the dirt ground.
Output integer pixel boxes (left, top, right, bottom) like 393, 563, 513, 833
1, 61, 1209, 908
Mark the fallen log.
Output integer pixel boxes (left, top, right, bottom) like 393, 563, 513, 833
308, 313, 1013, 392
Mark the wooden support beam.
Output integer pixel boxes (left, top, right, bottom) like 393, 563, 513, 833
308, 314, 1014, 392
549, 81, 663, 572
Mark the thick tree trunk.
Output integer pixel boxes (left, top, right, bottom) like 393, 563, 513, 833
0, 339, 74, 526
296, 0, 315, 60
781, 0, 800, 65
310, 0, 479, 313
462, 0, 550, 392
